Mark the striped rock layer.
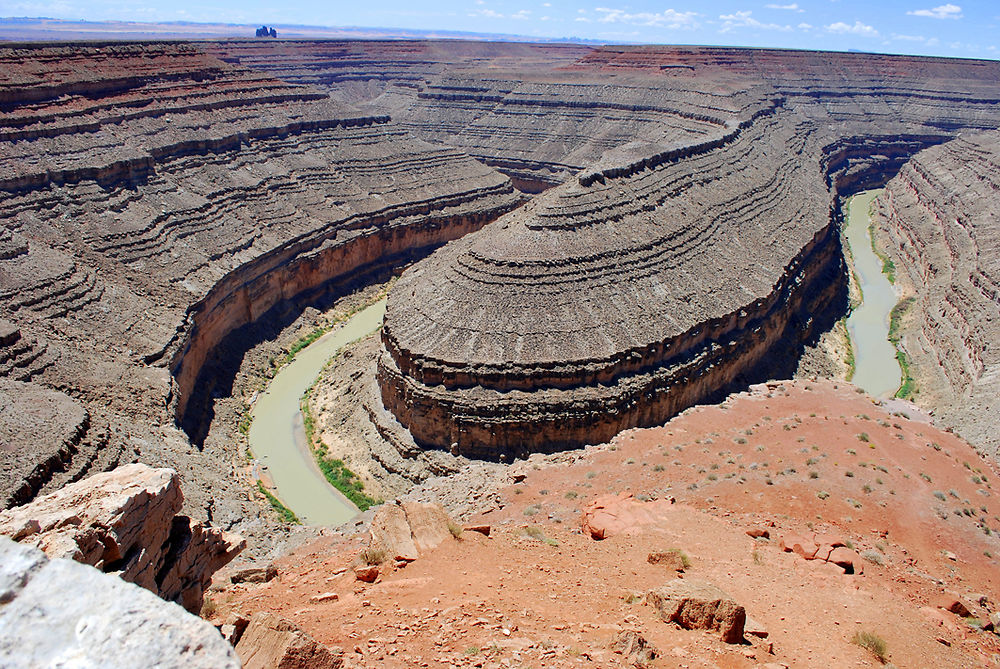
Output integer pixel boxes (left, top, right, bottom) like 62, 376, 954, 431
365, 46, 1000, 458
0, 42, 519, 522
875, 131, 1000, 460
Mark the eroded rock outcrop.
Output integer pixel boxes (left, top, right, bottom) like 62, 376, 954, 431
0, 536, 239, 668
875, 131, 1000, 460
0, 463, 243, 612
0, 42, 519, 543
378, 98, 848, 458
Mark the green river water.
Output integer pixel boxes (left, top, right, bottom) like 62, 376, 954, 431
248, 298, 386, 526
844, 190, 903, 398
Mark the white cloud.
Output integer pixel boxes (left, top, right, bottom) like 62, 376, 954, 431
891, 32, 927, 41
593, 7, 700, 29
907, 4, 962, 19
766, 3, 804, 11
469, 8, 504, 18
797, 22, 812, 29
719, 10, 792, 33
510, 9, 531, 19
826, 20, 879, 36
542, 1, 551, 5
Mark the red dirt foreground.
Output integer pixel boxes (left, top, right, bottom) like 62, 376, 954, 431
209, 380, 1000, 668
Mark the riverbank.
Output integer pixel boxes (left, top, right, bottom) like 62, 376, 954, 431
844, 190, 903, 398
247, 298, 387, 526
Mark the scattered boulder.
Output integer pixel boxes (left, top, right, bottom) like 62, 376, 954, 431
230, 564, 279, 584
0, 537, 239, 668
746, 527, 770, 539
611, 630, 657, 667
581, 492, 671, 540
645, 578, 746, 643
464, 524, 491, 537
826, 547, 863, 574
354, 565, 379, 583
934, 595, 972, 618
367, 500, 454, 562
235, 611, 343, 669
744, 616, 769, 638
647, 550, 687, 571
779, 532, 861, 574
988, 611, 1000, 632
220, 612, 251, 646
0, 463, 244, 613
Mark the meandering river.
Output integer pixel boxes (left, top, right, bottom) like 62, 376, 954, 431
249, 192, 902, 523
844, 190, 902, 398
248, 299, 386, 526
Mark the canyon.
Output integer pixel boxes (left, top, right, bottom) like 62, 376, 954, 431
3, 37, 1000, 666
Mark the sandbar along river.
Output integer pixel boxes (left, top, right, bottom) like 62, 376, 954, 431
248, 298, 386, 525
844, 189, 902, 398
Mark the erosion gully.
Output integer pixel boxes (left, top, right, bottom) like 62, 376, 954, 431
248, 299, 386, 525
844, 189, 903, 398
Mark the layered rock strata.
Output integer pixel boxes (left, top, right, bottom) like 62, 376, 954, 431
0, 378, 117, 509
0, 537, 240, 669
373, 45, 1000, 459
874, 131, 1000, 459
378, 102, 846, 458
0, 43, 518, 527
0, 463, 244, 613
215, 42, 1000, 192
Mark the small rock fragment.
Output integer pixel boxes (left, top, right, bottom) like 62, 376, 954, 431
611, 630, 657, 667
464, 524, 491, 537
310, 592, 339, 603
354, 565, 378, 583
235, 611, 344, 669
647, 551, 686, 572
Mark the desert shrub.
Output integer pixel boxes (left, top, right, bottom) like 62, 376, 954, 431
447, 521, 464, 539
665, 548, 692, 568
523, 526, 558, 546
361, 547, 387, 566
853, 630, 888, 662
861, 549, 884, 565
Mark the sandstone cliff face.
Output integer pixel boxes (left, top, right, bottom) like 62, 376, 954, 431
0, 463, 243, 613
216, 42, 1000, 193
377, 100, 850, 457
0, 42, 519, 534
0, 378, 119, 509
875, 131, 1000, 459
364, 45, 1000, 458
0, 536, 240, 669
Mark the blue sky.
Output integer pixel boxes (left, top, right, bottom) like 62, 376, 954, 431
3, 0, 998, 59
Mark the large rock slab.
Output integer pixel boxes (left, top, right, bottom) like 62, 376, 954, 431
0, 463, 243, 612
580, 492, 672, 540
645, 578, 746, 643
235, 611, 343, 669
368, 500, 455, 562
0, 536, 239, 668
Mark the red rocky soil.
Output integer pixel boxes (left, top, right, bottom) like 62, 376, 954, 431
211, 380, 1000, 668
